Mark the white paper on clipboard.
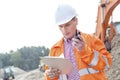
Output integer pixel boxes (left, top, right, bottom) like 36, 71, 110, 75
40, 56, 73, 74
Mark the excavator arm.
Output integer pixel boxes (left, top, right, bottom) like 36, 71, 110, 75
95, 0, 120, 42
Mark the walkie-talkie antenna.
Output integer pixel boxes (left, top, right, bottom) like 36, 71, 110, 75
75, 29, 80, 40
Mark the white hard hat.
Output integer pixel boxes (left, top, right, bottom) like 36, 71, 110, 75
55, 4, 77, 25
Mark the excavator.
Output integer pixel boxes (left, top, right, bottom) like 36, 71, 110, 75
95, 0, 120, 51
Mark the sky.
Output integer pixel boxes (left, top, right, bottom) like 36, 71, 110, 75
0, 0, 120, 53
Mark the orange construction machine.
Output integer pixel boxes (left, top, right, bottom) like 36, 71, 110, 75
95, 0, 120, 51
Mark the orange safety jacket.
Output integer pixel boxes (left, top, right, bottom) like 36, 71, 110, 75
45, 32, 112, 80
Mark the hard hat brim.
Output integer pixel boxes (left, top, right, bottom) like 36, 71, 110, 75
56, 14, 77, 25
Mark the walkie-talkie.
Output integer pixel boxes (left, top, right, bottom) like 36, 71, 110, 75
75, 29, 80, 40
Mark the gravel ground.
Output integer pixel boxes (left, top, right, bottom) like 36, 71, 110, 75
106, 34, 120, 80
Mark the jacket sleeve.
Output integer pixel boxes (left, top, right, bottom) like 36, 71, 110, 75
80, 35, 112, 71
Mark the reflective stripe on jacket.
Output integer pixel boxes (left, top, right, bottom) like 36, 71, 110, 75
45, 32, 112, 80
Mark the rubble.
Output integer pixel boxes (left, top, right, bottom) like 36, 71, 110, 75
106, 34, 120, 80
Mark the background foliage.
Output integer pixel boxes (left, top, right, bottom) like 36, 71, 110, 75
0, 46, 49, 71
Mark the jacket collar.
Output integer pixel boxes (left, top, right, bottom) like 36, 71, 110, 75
53, 38, 64, 48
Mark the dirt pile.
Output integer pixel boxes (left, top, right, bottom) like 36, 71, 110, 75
0, 67, 44, 80
14, 67, 27, 76
106, 34, 120, 80
14, 69, 44, 80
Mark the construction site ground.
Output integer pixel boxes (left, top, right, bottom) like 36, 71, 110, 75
0, 67, 44, 80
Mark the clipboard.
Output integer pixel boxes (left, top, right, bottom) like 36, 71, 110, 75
40, 56, 73, 74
